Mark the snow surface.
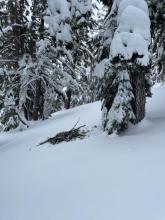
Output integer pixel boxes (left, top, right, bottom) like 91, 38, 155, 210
1, 86, 165, 220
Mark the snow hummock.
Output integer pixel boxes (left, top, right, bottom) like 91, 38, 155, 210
1, 86, 165, 220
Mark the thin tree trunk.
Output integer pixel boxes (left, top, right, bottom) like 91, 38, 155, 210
65, 89, 72, 109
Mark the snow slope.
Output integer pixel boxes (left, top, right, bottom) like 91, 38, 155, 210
1, 86, 165, 220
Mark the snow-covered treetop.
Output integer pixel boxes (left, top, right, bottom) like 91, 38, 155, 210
117, 0, 149, 16
45, 0, 92, 41
110, 0, 151, 66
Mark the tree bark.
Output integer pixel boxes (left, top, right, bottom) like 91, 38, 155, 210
131, 71, 146, 123
65, 89, 72, 109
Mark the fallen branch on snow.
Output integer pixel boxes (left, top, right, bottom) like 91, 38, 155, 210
39, 125, 88, 146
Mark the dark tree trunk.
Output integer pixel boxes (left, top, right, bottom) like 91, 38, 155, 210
65, 89, 72, 109
31, 2, 46, 121
131, 71, 146, 123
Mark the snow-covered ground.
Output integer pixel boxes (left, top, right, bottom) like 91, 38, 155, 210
1, 86, 165, 220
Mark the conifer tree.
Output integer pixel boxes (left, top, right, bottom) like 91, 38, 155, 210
148, 0, 165, 83
45, 0, 93, 109
0, 0, 95, 130
98, 0, 151, 134
0, 72, 19, 131
0, 0, 30, 130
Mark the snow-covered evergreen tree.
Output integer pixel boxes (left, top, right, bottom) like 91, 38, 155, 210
102, 62, 135, 133
148, 0, 165, 83
98, 0, 151, 134
45, 0, 93, 109
0, 0, 30, 130
0, 73, 19, 131
0, 0, 96, 129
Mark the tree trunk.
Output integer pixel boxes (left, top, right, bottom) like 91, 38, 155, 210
65, 89, 72, 109
131, 71, 146, 123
